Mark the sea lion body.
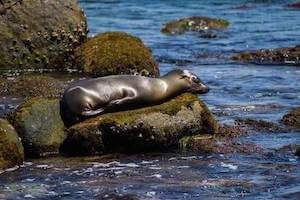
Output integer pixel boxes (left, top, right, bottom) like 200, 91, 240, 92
62, 69, 209, 116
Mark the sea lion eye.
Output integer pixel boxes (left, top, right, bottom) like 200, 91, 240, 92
191, 76, 200, 83
180, 74, 188, 79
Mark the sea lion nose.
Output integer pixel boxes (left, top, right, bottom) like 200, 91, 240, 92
203, 86, 210, 93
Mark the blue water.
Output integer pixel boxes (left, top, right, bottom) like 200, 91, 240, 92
0, 0, 300, 199
80, 0, 300, 122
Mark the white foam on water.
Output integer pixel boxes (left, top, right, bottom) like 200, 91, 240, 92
180, 156, 197, 160
221, 162, 238, 170
36, 164, 53, 169
117, 163, 139, 168
5, 165, 19, 172
147, 174, 162, 179
148, 166, 162, 170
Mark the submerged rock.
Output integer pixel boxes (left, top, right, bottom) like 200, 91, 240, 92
0, 118, 24, 169
179, 134, 264, 154
0, 0, 87, 70
74, 32, 159, 77
0, 74, 66, 98
287, 2, 300, 9
61, 93, 218, 156
10, 98, 66, 157
161, 16, 229, 35
231, 45, 300, 65
235, 118, 287, 133
281, 107, 300, 129
296, 146, 300, 156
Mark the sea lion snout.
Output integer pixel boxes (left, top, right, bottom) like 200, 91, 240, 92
189, 81, 210, 94
198, 83, 210, 94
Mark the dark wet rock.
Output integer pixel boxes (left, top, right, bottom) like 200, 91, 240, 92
287, 1, 300, 9
281, 107, 300, 129
61, 93, 218, 156
9, 98, 66, 158
156, 56, 193, 66
0, 74, 66, 98
232, 3, 256, 10
0, 0, 87, 70
198, 31, 218, 39
0, 118, 24, 169
180, 134, 264, 154
161, 16, 229, 35
74, 32, 159, 77
236, 118, 287, 133
215, 124, 247, 137
231, 45, 300, 65
276, 144, 300, 156
296, 146, 300, 156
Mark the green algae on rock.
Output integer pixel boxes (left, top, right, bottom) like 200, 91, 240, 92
74, 32, 159, 77
231, 45, 300, 66
0, 0, 87, 71
0, 118, 24, 170
281, 107, 300, 129
0, 74, 66, 98
161, 16, 229, 35
10, 98, 66, 158
61, 93, 218, 156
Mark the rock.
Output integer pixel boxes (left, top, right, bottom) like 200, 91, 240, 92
232, 3, 256, 10
276, 144, 300, 155
74, 32, 159, 77
94, 193, 140, 200
0, 74, 66, 98
287, 2, 300, 9
231, 45, 300, 66
281, 107, 300, 128
179, 134, 264, 154
296, 146, 300, 156
10, 98, 66, 157
0, 118, 24, 170
61, 93, 218, 156
235, 118, 287, 133
0, 0, 87, 71
161, 16, 229, 35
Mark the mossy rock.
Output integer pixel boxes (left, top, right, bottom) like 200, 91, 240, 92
10, 98, 66, 157
281, 107, 300, 129
161, 16, 229, 35
231, 45, 300, 66
74, 32, 159, 77
0, 74, 66, 98
0, 118, 24, 170
61, 93, 219, 156
0, 0, 87, 71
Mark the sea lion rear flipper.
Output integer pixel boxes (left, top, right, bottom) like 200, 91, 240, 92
81, 108, 105, 116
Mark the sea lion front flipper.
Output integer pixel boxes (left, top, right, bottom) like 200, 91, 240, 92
109, 96, 135, 107
81, 108, 105, 116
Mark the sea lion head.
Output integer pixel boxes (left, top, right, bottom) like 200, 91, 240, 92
164, 69, 210, 94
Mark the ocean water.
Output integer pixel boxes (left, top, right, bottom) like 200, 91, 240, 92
0, 0, 299, 199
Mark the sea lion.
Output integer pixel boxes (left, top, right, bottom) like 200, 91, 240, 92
61, 69, 209, 117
